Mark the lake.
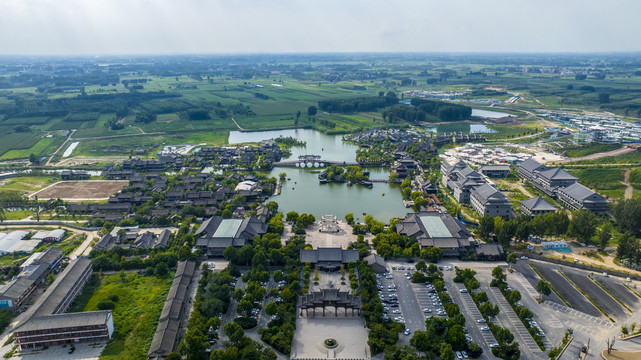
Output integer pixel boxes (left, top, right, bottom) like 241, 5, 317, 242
229, 129, 409, 220
424, 123, 496, 134
472, 109, 513, 119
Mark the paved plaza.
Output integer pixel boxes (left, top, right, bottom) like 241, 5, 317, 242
291, 315, 369, 359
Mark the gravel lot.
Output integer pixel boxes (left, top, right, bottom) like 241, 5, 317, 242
30, 180, 127, 200
532, 263, 601, 317
564, 270, 626, 319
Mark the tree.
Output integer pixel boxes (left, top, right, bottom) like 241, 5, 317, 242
568, 210, 598, 242
425, 247, 443, 263
447, 324, 467, 350
440, 342, 455, 360
597, 222, 613, 250
224, 322, 244, 345
345, 213, 354, 225
478, 216, 494, 240
506, 253, 517, 269
286, 211, 299, 223
491, 266, 506, 284
536, 280, 552, 296
232, 288, 245, 301
613, 199, 641, 234
278, 172, 287, 179
415, 260, 427, 273
265, 301, 278, 316
155, 262, 169, 276
45, 273, 55, 286
307, 106, 317, 117
616, 231, 639, 262
223, 246, 238, 264
29, 153, 40, 165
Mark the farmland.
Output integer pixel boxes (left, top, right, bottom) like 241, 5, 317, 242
0, 54, 640, 163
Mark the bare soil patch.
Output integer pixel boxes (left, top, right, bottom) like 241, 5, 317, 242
30, 180, 127, 200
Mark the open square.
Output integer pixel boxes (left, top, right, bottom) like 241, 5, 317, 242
291, 316, 370, 360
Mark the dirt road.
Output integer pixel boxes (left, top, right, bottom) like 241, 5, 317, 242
554, 146, 634, 164
623, 169, 633, 200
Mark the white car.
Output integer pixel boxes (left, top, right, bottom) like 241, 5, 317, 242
476, 319, 486, 323
404, 329, 411, 335
392, 309, 401, 314
489, 343, 499, 348
480, 326, 490, 331
459, 288, 468, 293
423, 308, 432, 313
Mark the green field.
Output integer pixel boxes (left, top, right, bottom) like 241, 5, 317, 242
0, 176, 55, 195
563, 143, 622, 158
568, 168, 626, 200
70, 272, 172, 360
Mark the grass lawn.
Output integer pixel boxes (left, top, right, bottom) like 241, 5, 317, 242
2, 210, 32, 220
0, 176, 55, 195
69, 272, 173, 360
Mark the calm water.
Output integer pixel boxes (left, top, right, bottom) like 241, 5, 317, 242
229, 129, 409, 220
229, 129, 357, 162
424, 123, 496, 134
471, 109, 513, 118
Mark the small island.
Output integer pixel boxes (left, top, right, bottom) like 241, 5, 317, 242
318, 165, 372, 187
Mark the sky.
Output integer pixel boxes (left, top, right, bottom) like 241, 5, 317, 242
0, 0, 640, 55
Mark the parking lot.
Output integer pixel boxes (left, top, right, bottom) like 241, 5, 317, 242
487, 286, 545, 353
446, 280, 497, 352
595, 277, 639, 308
564, 269, 627, 318
531, 262, 601, 317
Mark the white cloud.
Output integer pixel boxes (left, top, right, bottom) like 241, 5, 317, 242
0, 0, 639, 54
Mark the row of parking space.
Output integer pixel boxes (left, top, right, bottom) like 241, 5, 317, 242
376, 271, 405, 327
488, 287, 544, 352
412, 283, 448, 319
451, 283, 498, 348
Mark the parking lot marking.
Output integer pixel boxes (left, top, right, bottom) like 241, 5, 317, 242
489, 287, 542, 353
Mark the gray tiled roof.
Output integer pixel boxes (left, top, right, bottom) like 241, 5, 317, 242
480, 164, 510, 171
471, 183, 508, 203
13, 311, 112, 333
31, 258, 92, 317
559, 183, 600, 201
520, 196, 557, 211
537, 167, 577, 181
518, 158, 547, 173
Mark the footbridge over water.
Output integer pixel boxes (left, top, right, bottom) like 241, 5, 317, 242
273, 155, 359, 168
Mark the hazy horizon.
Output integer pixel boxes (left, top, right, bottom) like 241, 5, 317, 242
1, 0, 640, 56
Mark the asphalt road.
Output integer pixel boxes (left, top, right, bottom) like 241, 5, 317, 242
564, 270, 626, 319
532, 263, 601, 317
